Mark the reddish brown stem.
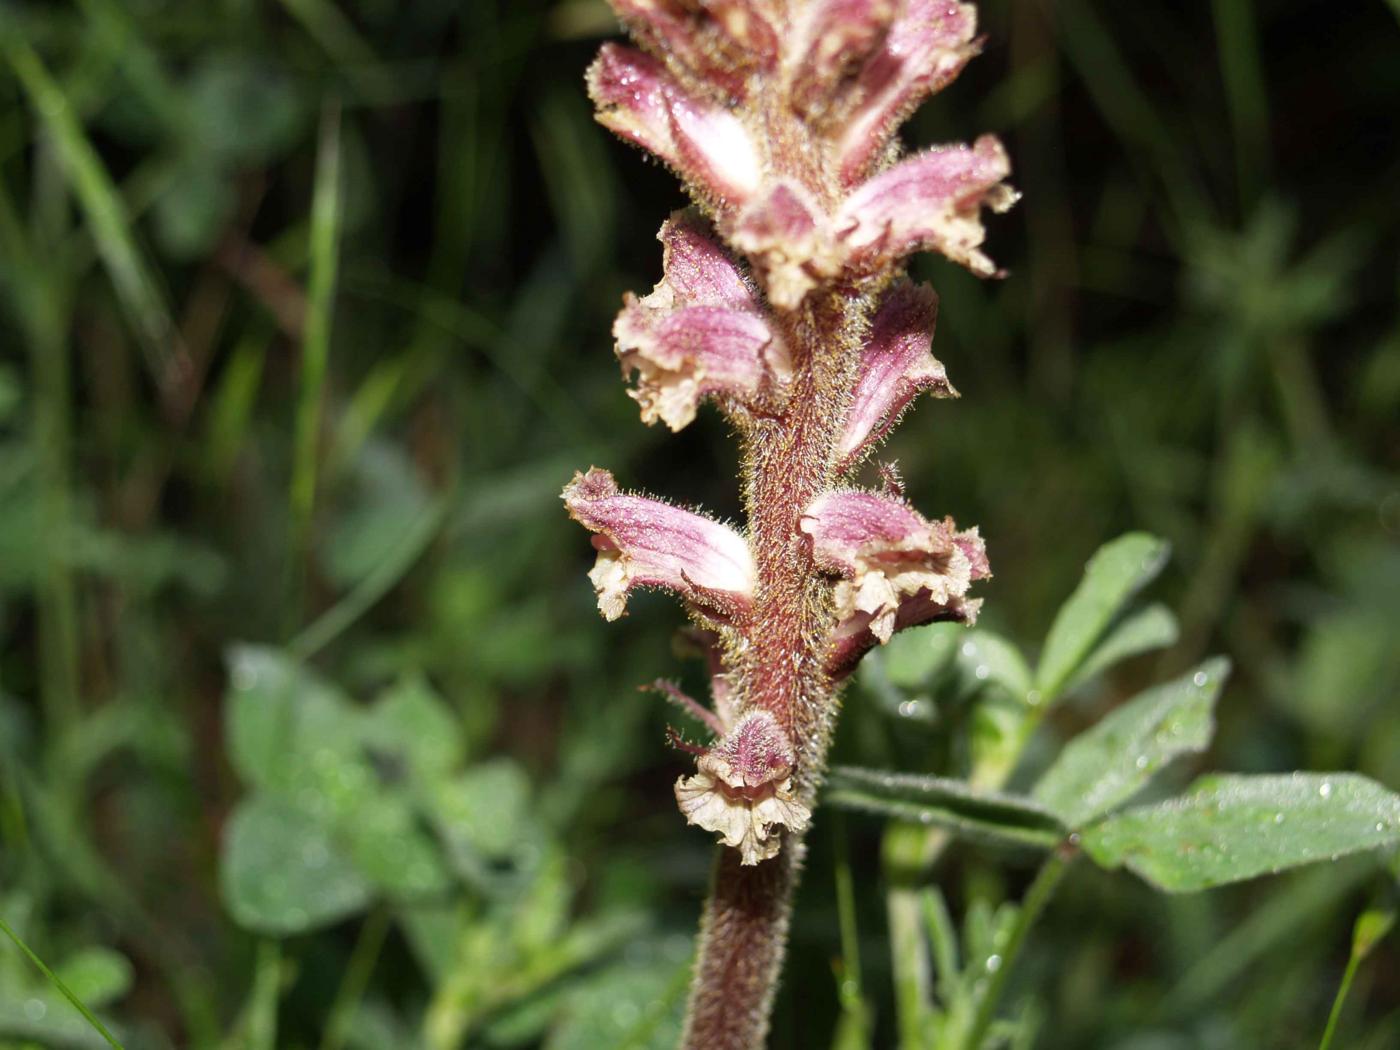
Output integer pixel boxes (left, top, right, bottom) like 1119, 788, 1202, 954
681, 297, 858, 1049
681, 843, 802, 1049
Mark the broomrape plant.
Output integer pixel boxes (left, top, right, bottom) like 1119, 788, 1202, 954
563, 1, 1009, 1045
564, 2, 1400, 1049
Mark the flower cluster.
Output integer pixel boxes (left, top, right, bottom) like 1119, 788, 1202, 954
566, 0, 1010, 864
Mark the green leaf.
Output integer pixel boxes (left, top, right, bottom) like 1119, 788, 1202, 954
186, 53, 306, 166
432, 760, 533, 867
362, 675, 462, 783
225, 645, 360, 792
957, 630, 1034, 699
225, 646, 383, 830
825, 767, 1066, 850
52, 949, 132, 1010
1062, 603, 1180, 695
1033, 658, 1229, 828
880, 622, 963, 689
342, 795, 451, 899
1082, 773, 1400, 892
151, 161, 236, 260
543, 942, 691, 1050
1035, 533, 1170, 702
221, 795, 373, 935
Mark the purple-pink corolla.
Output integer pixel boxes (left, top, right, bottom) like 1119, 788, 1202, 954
564, 2, 1013, 1045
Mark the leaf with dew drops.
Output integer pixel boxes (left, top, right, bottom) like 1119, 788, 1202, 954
1033, 658, 1228, 828
1035, 533, 1170, 703
1082, 773, 1400, 892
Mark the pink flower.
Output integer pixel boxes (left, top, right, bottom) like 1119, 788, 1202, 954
563, 468, 756, 622
615, 214, 789, 429
837, 281, 954, 471
587, 43, 764, 208
787, 0, 898, 117
611, 0, 778, 96
730, 179, 845, 311
833, 0, 982, 184
836, 135, 1018, 276
674, 709, 812, 865
801, 489, 988, 653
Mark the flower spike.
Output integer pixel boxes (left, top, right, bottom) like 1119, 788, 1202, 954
573, 0, 1008, 1025
563, 468, 756, 622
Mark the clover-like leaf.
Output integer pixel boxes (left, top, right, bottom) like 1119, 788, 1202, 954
221, 795, 373, 935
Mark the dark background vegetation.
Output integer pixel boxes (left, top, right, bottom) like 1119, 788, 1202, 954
0, 0, 1397, 1047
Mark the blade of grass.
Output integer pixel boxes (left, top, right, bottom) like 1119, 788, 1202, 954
1210, 0, 1270, 211
289, 489, 451, 661
0, 913, 126, 1050
277, 0, 396, 103
960, 848, 1074, 1050
320, 906, 390, 1050
288, 99, 343, 632
831, 814, 871, 1050
2, 35, 189, 400
1054, 0, 1209, 241
0, 164, 81, 742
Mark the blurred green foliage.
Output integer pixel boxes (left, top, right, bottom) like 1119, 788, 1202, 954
0, 0, 1396, 1047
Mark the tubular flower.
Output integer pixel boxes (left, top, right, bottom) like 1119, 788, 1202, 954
615, 213, 789, 429
675, 709, 812, 866
834, 0, 983, 183
835, 135, 1018, 276
587, 43, 764, 207
562, 468, 755, 623
570, 0, 1009, 904
837, 280, 952, 470
801, 488, 988, 648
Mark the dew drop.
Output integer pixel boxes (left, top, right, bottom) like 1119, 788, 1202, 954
1192, 671, 1209, 688
985, 954, 1003, 974
975, 665, 990, 681
961, 642, 977, 657
1274, 812, 1285, 824
23, 999, 46, 1022
613, 1001, 641, 1028
1318, 781, 1333, 799
232, 658, 260, 691
1026, 690, 1043, 707
1135, 755, 1149, 770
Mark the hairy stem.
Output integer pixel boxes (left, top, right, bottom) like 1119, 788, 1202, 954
682, 298, 858, 1049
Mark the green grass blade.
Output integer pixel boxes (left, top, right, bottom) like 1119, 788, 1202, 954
288, 99, 343, 625
0, 913, 126, 1050
1211, 0, 1271, 209
2, 36, 186, 396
